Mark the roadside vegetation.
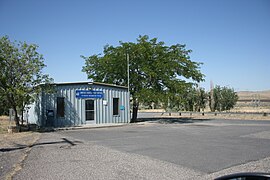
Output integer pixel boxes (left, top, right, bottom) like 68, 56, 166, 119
0, 36, 52, 128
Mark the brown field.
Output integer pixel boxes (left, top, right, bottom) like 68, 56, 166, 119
237, 90, 270, 101
235, 90, 270, 113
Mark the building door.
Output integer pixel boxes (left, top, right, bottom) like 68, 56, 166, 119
85, 100, 94, 121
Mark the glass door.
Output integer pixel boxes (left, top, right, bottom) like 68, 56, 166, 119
85, 100, 94, 121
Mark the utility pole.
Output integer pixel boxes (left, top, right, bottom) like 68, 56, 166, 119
127, 53, 132, 121
127, 53, 130, 93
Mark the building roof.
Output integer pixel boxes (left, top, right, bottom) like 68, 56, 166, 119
52, 81, 128, 89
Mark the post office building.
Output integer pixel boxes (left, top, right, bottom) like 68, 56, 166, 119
27, 82, 130, 127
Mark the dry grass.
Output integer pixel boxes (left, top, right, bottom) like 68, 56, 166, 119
158, 113, 270, 121
0, 116, 40, 148
0, 121, 40, 152
232, 106, 270, 113
0, 116, 15, 134
237, 90, 270, 101
0, 131, 38, 148
196, 113, 270, 121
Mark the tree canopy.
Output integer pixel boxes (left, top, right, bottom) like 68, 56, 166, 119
82, 35, 204, 121
0, 36, 52, 126
209, 85, 239, 112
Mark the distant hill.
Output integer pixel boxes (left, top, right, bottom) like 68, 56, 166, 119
237, 90, 270, 102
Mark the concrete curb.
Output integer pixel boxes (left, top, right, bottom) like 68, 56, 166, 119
53, 123, 131, 131
36, 122, 150, 132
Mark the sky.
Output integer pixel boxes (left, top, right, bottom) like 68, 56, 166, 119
0, 0, 270, 91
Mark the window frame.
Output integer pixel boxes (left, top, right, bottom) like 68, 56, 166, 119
56, 97, 65, 118
113, 98, 119, 116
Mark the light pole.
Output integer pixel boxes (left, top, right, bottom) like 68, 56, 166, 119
127, 53, 130, 93
127, 53, 132, 121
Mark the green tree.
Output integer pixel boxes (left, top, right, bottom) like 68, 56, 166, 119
0, 36, 52, 127
220, 86, 238, 111
82, 35, 204, 122
0, 93, 9, 115
162, 82, 191, 112
196, 87, 208, 112
213, 85, 222, 111
181, 86, 207, 112
210, 85, 238, 111
182, 86, 197, 111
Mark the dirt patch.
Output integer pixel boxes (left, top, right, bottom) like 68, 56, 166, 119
0, 132, 40, 148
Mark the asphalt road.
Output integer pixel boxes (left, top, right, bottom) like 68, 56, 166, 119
0, 132, 40, 180
14, 119, 270, 179
0, 150, 22, 179
58, 119, 270, 173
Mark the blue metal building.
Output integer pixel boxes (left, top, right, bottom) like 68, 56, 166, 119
27, 82, 130, 127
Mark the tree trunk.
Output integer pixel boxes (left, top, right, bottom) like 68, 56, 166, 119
21, 109, 24, 125
13, 107, 20, 127
131, 100, 139, 123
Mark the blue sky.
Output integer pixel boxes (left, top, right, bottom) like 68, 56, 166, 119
1, 0, 269, 91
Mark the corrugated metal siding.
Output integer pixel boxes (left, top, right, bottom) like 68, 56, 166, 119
39, 83, 130, 127
26, 94, 42, 126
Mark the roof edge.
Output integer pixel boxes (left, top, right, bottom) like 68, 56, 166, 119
51, 81, 128, 89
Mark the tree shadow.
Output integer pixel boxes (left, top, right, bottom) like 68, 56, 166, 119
134, 117, 212, 124
0, 138, 83, 152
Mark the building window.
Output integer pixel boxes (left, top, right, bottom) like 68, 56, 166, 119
57, 97, 65, 118
113, 98, 119, 115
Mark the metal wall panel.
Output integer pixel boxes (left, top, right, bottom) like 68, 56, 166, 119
35, 83, 130, 127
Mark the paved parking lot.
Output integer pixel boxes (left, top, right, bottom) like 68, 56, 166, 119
14, 119, 270, 179
59, 119, 270, 173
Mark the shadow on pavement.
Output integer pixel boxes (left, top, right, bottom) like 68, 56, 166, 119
0, 138, 83, 153
134, 117, 212, 124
